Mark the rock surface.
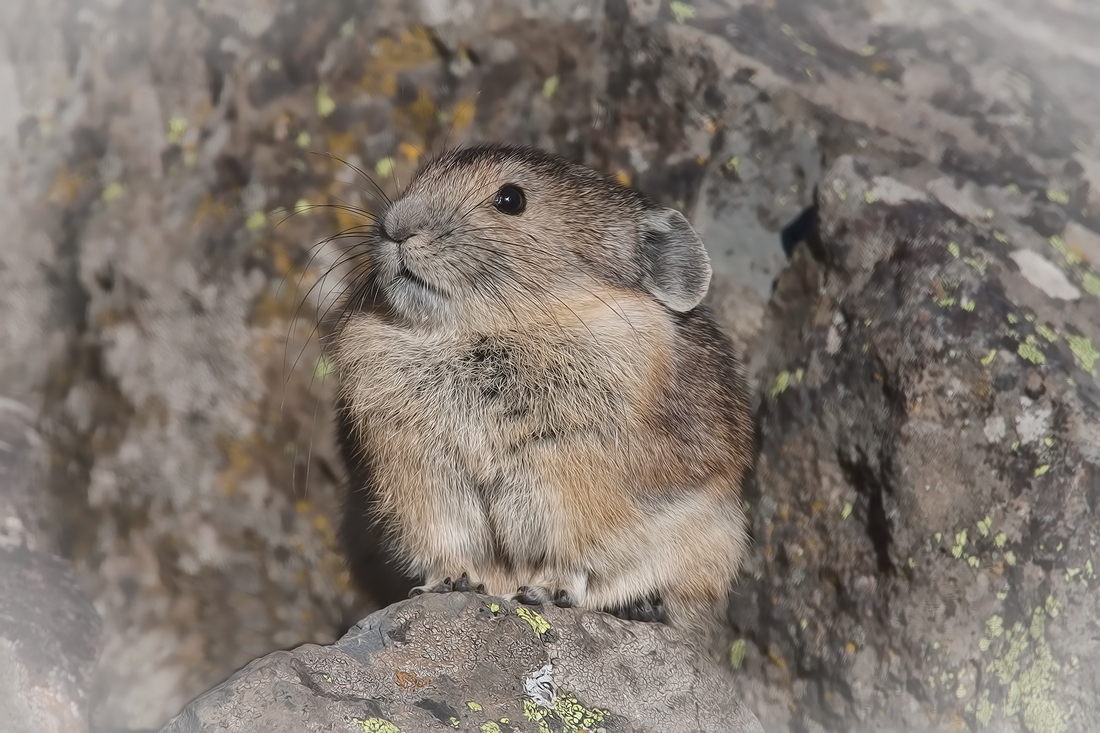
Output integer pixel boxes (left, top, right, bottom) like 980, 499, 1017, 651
0, 398, 102, 733
160, 592, 763, 733
1, 0, 1099, 730
732, 155, 1100, 732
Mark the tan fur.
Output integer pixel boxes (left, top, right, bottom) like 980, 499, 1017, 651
331, 144, 753, 634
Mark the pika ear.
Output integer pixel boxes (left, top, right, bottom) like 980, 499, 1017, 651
637, 207, 712, 312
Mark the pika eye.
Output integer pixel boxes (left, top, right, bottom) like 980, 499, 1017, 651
492, 184, 526, 215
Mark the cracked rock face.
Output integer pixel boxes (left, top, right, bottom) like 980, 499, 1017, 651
160, 592, 764, 733
731, 155, 1100, 732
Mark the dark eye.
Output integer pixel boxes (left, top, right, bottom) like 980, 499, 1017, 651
492, 185, 526, 215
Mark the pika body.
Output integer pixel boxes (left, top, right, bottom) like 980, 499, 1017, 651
331, 144, 754, 633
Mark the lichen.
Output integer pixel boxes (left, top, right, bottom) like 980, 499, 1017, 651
771, 371, 790, 397
730, 639, 746, 669
1018, 335, 1046, 365
1082, 271, 1100, 297
355, 719, 404, 733
542, 75, 559, 100
669, 1, 696, 24
523, 693, 608, 733
982, 606, 1070, 733
1065, 334, 1098, 373
953, 529, 969, 559
316, 84, 336, 117
514, 607, 552, 637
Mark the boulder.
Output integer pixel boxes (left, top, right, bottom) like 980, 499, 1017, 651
160, 592, 763, 733
728, 155, 1100, 732
0, 398, 102, 733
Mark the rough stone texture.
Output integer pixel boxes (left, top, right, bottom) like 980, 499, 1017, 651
731, 155, 1100, 732
160, 592, 764, 733
0, 398, 102, 733
1, 0, 1099, 730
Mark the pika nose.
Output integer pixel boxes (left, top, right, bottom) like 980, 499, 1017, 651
381, 200, 417, 244
380, 215, 409, 244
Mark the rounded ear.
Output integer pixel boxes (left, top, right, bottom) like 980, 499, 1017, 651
637, 207, 712, 312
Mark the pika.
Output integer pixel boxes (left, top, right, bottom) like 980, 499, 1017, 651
331, 144, 754, 633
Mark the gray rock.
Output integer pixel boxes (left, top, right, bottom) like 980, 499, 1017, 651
0, 398, 102, 733
160, 592, 763, 733
729, 154, 1100, 732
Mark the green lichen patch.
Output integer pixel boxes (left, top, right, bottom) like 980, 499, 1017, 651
1018, 335, 1046, 365
979, 605, 1071, 733
1065, 334, 1098, 374
355, 718, 405, 733
514, 608, 553, 640
523, 693, 609, 733
730, 639, 746, 669
952, 529, 969, 559
669, 1, 696, 24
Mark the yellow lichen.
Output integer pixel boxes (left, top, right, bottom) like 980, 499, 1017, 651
514, 607, 551, 637
953, 529, 969, 559
101, 182, 125, 202
978, 517, 992, 537
948, 241, 961, 258
841, 502, 853, 520
729, 639, 746, 669
355, 719, 404, 733
542, 75, 559, 100
771, 371, 790, 397
523, 693, 608, 733
1065, 334, 1098, 373
1082, 272, 1100, 297
466, 702, 482, 712
1018, 335, 1046, 365
316, 84, 336, 118
480, 723, 501, 733
669, 1, 696, 23
245, 210, 267, 231
995, 532, 1008, 548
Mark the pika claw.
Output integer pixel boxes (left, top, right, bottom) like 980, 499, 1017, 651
553, 589, 574, 608
517, 585, 547, 605
454, 572, 473, 593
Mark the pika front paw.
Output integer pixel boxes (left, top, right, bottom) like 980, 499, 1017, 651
515, 585, 552, 605
454, 571, 486, 594
410, 572, 486, 597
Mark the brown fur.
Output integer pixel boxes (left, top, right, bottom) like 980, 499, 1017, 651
331, 144, 754, 634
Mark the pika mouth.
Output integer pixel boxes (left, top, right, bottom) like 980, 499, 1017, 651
392, 266, 445, 298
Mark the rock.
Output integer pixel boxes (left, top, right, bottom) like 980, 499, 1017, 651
159, 592, 763, 733
0, 398, 102, 733
729, 154, 1100, 732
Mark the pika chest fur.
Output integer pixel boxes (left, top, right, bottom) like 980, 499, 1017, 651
331, 143, 753, 633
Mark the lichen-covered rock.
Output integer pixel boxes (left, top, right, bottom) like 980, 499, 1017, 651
160, 592, 763, 733
728, 154, 1100, 732
0, 399, 102, 733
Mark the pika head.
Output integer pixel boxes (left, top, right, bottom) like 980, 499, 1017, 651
362, 145, 713, 326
